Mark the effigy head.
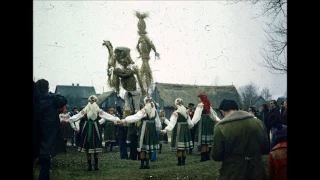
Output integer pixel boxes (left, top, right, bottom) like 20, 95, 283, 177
135, 11, 148, 35
114, 47, 134, 67
102, 40, 112, 48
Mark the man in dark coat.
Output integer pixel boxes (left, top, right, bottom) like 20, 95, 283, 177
268, 100, 281, 150
212, 99, 269, 180
36, 79, 67, 180
33, 81, 41, 164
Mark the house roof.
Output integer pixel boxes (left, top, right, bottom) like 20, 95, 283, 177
277, 97, 287, 105
252, 96, 266, 104
55, 85, 96, 110
153, 82, 243, 109
96, 91, 116, 106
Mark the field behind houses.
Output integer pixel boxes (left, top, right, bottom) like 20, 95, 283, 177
33, 143, 269, 180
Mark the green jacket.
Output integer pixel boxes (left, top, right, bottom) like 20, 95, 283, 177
212, 110, 269, 180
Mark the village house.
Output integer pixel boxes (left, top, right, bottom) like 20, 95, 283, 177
151, 82, 243, 119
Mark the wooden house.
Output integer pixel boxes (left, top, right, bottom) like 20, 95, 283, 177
151, 82, 243, 119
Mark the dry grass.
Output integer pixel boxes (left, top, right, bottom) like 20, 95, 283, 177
33, 143, 269, 180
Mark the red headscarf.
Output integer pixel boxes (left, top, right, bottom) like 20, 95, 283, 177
198, 93, 211, 114
59, 105, 67, 113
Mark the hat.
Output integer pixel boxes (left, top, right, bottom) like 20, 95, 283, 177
248, 106, 256, 113
188, 103, 195, 107
219, 99, 239, 111
275, 124, 287, 141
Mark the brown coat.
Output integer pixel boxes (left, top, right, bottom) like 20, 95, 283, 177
212, 110, 269, 180
268, 142, 287, 180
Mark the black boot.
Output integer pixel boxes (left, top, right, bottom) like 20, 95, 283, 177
144, 159, 150, 169
139, 159, 145, 169
64, 139, 67, 152
137, 152, 141, 160
94, 158, 99, 170
182, 157, 186, 165
205, 151, 211, 160
177, 157, 182, 166
200, 153, 206, 162
105, 142, 108, 152
110, 143, 113, 152
159, 144, 162, 154
188, 148, 192, 155
87, 160, 92, 171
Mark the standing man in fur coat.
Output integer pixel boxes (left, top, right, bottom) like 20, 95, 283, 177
212, 99, 269, 180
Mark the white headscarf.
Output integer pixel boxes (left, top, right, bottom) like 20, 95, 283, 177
143, 96, 156, 118
174, 98, 188, 118
84, 95, 100, 120
88, 95, 98, 102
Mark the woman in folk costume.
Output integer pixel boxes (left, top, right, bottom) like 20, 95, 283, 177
103, 107, 117, 152
191, 93, 220, 162
59, 106, 71, 151
158, 109, 169, 153
119, 96, 161, 169
160, 98, 194, 166
69, 95, 120, 171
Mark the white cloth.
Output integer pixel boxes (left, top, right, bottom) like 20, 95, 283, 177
123, 108, 162, 131
192, 103, 221, 125
68, 110, 120, 131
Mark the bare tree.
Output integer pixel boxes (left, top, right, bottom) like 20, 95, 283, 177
224, 0, 287, 74
260, 87, 272, 101
238, 82, 259, 109
256, 0, 287, 74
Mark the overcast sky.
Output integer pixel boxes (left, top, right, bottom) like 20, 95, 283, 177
33, 1, 287, 99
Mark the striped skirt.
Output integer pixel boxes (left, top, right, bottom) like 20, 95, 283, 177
194, 115, 214, 146
104, 122, 116, 142
78, 120, 103, 153
137, 120, 159, 153
170, 122, 193, 151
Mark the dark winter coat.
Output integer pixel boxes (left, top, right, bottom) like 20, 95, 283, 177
212, 110, 269, 180
280, 108, 287, 126
260, 110, 270, 130
33, 81, 41, 159
39, 92, 67, 158
269, 106, 281, 128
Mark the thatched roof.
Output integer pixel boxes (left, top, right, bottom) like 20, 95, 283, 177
152, 82, 243, 109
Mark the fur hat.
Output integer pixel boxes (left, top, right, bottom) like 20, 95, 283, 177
275, 124, 287, 141
219, 99, 239, 111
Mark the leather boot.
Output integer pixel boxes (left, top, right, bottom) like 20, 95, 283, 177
94, 158, 99, 170
182, 156, 186, 165
139, 159, 145, 169
177, 157, 182, 166
200, 153, 206, 162
87, 160, 92, 171
144, 159, 150, 169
